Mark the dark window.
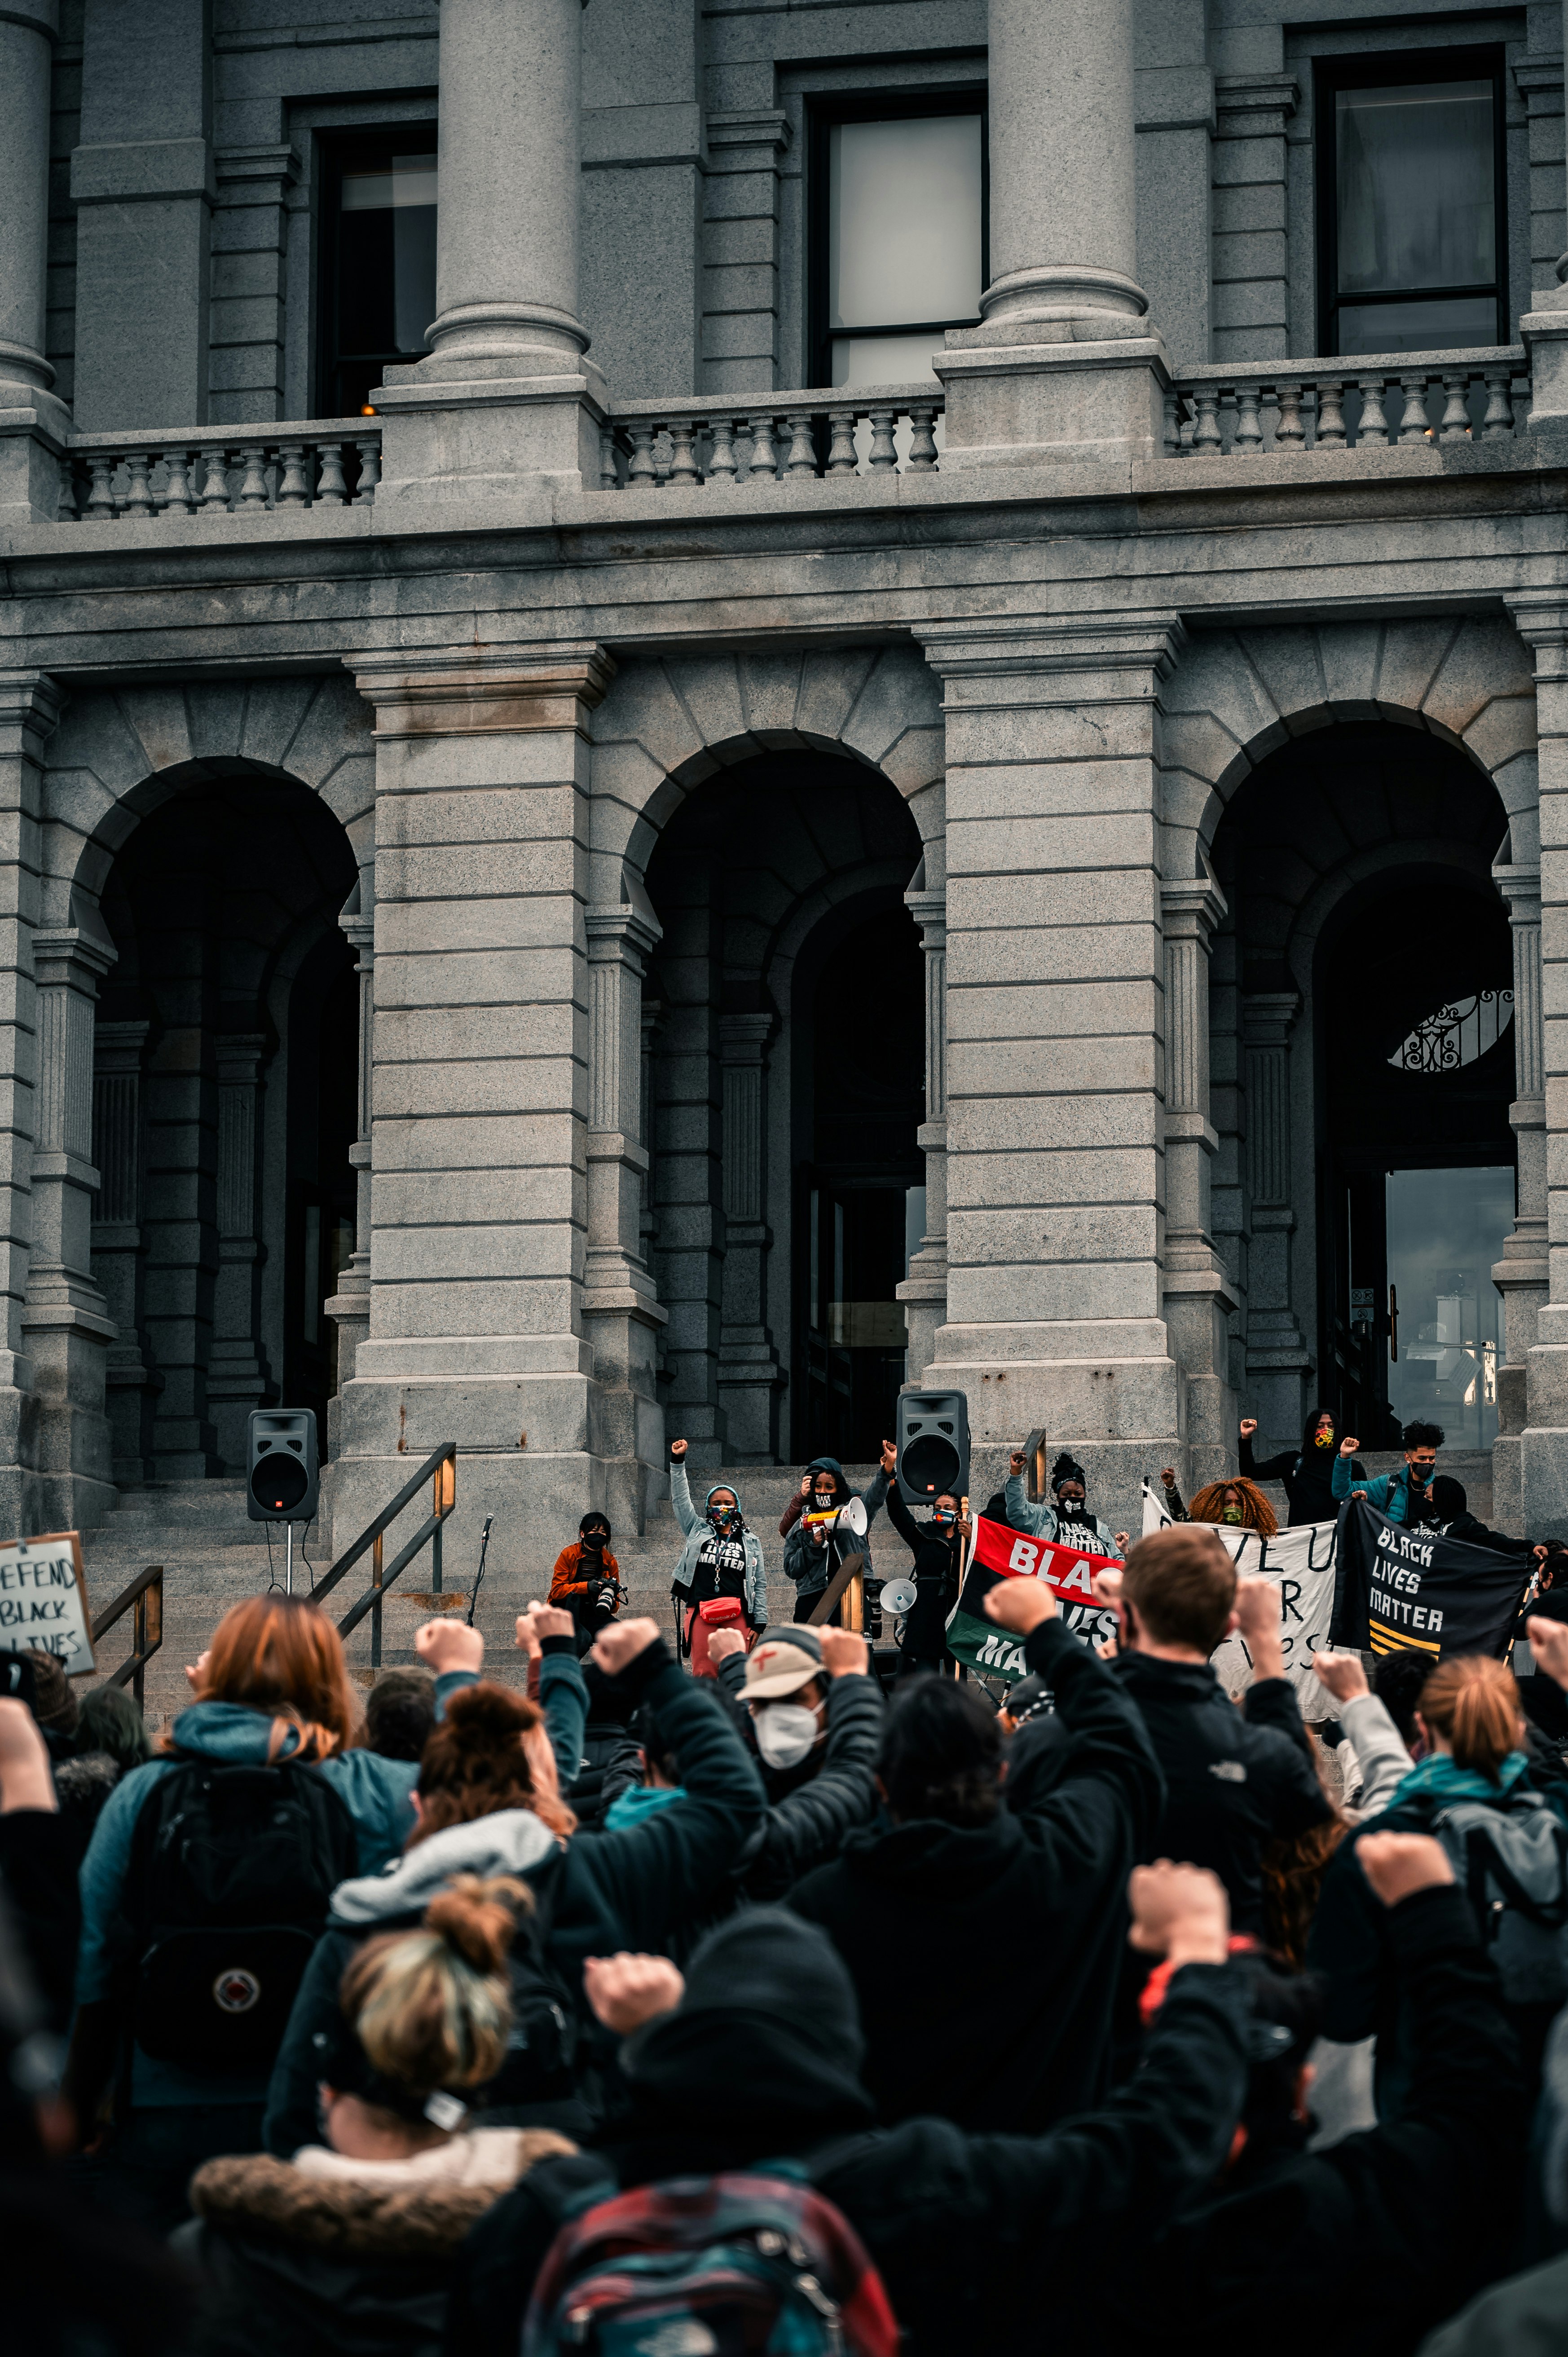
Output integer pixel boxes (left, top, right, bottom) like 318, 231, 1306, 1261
809, 93, 987, 390
317, 136, 437, 418
1316, 50, 1506, 357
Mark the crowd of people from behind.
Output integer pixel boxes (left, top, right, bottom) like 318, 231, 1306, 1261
4, 1411, 1568, 2353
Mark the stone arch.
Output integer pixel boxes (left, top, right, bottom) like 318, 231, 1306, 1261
39, 675, 375, 924
1160, 616, 1537, 882
589, 643, 946, 907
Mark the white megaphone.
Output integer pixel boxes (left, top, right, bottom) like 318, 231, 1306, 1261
835, 1494, 869, 1543
880, 1576, 918, 1619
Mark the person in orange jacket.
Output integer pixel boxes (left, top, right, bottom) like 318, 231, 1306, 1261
550, 1513, 623, 1647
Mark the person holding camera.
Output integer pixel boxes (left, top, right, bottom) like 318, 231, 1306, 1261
549, 1513, 625, 1652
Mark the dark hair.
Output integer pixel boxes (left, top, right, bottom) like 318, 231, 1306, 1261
1428, 1475, 1467, 1521
1373, 1651, 1430, 1747
1402, 1421, 1445, 1452
1050, 1452, 1086, 1492
414, 1680, 575, 1842
22, 1650, 78, 1737
77, 1682, 154, 1772
878, 1676, 1002, 1827
1121, 1525, 1237, 1653
631, 1699, 681, 1786
579, 1512, 612, 1539
365, 1669, 437, 1764
1231, 1952, 1327, 2124
806, 1463, 850, 1503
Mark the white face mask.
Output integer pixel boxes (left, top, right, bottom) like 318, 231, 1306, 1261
753, 1701, 821, 1770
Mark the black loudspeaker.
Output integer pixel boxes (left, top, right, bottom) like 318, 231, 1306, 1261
247, 1408, 319, 1523
896, 1390, 970, 1505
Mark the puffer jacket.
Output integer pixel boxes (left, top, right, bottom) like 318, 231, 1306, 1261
781, 1457, 892, 1598
176, 2129, 572, 2357
669, 1462, 767, 1625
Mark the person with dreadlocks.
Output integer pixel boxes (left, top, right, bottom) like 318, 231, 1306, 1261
1004, 1449, 1132, 1559
1157, 1470, 1278, 1538
668, 1437, 767, 1675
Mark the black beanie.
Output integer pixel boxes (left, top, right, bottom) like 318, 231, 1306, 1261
1051, 1452, 1087, 1493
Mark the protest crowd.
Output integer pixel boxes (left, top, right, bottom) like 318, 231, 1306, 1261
7, 1411, 1568, 2356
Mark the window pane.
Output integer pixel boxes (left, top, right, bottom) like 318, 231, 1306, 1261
1385, 1165, 1512, 1450
828, 115, 982, 331
829, 330, 946, 388
1335, 292, 1497, 354
335, 151, 436, 361
1336, 81, 1493, 296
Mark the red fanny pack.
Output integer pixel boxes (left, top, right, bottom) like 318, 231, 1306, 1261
697, 1596, 745, 1627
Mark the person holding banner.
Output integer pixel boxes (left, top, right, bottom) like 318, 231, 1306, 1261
1004, 1449, 1131, 1558
1331, 1419, 1444, 1525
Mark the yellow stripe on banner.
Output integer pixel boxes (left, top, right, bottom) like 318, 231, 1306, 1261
1368, 1617, 1440, 1657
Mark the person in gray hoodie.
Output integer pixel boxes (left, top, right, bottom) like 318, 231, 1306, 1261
780, 1450, 892, 1624
667, 1437, 767, 1664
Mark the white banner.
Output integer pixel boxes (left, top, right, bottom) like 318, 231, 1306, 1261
1139, 1481, 1339, 1719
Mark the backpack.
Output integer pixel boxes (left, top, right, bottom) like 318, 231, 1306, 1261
478, 1864, 579, 2103
127, 1756, 358, 2074
1431, 1791, 1568, 2005
522, 2162, 900, 2357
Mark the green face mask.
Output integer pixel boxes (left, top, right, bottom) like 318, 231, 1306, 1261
1222, 1505, 1245, 1525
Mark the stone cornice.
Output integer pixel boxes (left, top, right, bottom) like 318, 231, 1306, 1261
917, 613, 1187, 683
348, 643, 616, 735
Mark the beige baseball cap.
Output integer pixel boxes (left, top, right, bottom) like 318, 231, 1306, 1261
743, 1639, 823, 1699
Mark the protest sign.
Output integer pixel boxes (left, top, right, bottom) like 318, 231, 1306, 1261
946, 1513, 1120, 1679
0, 1530, 94, 1675
1333, 1497, 1528, 1664
1141, 1480, 1339, 1717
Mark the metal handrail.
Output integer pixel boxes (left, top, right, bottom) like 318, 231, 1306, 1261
314, 1443, 458, 1667
90, 1563, 163, 1707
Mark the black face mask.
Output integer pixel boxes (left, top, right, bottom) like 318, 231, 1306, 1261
581, 1528, 608, 1552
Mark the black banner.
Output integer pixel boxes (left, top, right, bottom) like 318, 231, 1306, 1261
1332, 1499, 1530, 1664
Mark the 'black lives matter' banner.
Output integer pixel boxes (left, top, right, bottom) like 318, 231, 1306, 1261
946, 1514, 1120, 1680
1332, 1499, 1530, 1664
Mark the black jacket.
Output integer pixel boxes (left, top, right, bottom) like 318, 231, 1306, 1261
713, 1655, 884, 1902
1241, 1434, 1361, 1526
882, 1487, 964, 1668
1096, 1887, 1528, 2357
262, 1645, 765, 2155
1110, 1651, 1331, 1937
788, 1618, 1163, 2130
442, 1908, 1251, 2357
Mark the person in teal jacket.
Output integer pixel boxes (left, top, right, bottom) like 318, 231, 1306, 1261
1331, 1418, 1444, 1526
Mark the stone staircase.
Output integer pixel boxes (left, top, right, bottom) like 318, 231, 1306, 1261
77, 1462, 917, 1733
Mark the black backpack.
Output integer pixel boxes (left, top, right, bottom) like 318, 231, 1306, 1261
127, 1756, 358, 2074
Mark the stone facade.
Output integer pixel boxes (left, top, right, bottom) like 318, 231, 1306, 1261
1, 0, 1568, 1583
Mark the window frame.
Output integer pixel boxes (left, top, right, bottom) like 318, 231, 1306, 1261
806, 88, 989, 393
1313, 45, 1508, 361
313, 127, 439, 420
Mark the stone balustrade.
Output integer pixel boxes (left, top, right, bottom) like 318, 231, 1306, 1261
58, 423, 383, 520
600, 387, 945, 487
1165, 347, 1531, 456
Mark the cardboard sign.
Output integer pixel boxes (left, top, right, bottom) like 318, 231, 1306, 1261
0, 1531, 95, 1675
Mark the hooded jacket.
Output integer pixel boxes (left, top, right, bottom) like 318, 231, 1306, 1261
788, 1617, 1163, 2132
1092, 1888, 1527, 2357
669, 1463, 767, 1625
713, 1642, 884, 1901
1109, 1652, 1332, 1938
441, 1907, 1252, 2357
781, 1457, 892, 1597
263, 1641, 766, 2156
73, 1695, 466, 2112
1331, 1453, 1431, 1525
176, 2128, 573, 2357
1002, 1473, 1124, 1558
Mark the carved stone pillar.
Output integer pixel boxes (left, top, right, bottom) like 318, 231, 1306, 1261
1492, 860, 1548, 1527
584, 904, 667, 1521
205, 1033, 271, 1468
23, 924, 118, 1527
1162, 874, 1236, 1483
0, 3, 72, 524
716, 1011, 781, 1460
1241, 989, 1312, 1452
897, 875, 948, 1386
91, 1018, 156, 1484
325, 889, 374, 1458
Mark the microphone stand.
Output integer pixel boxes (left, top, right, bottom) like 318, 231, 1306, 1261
467, 1515, 493, 1628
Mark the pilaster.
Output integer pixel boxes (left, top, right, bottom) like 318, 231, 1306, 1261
1161, 870, 1236, 1482
1240, 988, 1312, 1451
715, 1012, 782, 1460
896, 877, 949, 1386
700, 110, 790, 394
1210, 74, 1298, 362
91, 1018, 157, 1485
1492, 859, 1548, 1529
205, 1033, 271, 1465
0, 673, 51, 1532
324, 888, 374, 1472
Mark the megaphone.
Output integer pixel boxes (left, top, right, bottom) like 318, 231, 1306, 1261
836, 1495, 869, 1542
880, 1576, 918, 1619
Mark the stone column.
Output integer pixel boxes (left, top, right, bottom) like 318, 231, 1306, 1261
91, 1019, 157, 1485
376, 0, 608, 503
204, 1034, 271, 1467
1210, 76, 1297, 362
1241, 990, 1312, 1451
210, 142, 300, 424
937, 0, 1169, 467
584, 903, 667, 1518
324, 889, 374, 1461
0, 675, 52, 1531
716, 1012, 782, 1460
340, 644, 624, 1574
1161, 873, 1236, 1485
0, 2, 70, 524
915, 614, 1187, 1527
23, 924, 118, 1529
1523, 0, 1568, 421
1492, 860, 1548, 1528
897, 874, 949, 1386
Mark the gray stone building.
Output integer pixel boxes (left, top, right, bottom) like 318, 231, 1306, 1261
3, 0, 1568, 1583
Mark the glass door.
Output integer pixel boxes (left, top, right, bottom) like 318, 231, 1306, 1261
1384, 1164, 1512, 1448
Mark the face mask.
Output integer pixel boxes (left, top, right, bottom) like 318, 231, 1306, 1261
709, 1505, 741, 1536
1222, 1505, 1244, 1525
581, 1528, 607, 1552
1411, 1461, 1436, 1488
1314, 1428, 1334, 1449
933, 1508, 956, 1529
1058, 1492, 1085, 1515
753, 1703, 821, 1770
812, 1491, 836, 1512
